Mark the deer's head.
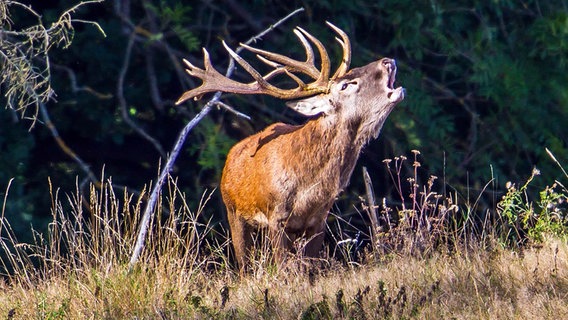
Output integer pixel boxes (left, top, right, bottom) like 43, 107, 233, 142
176, 23, 404, 134
288, 56, 404, 143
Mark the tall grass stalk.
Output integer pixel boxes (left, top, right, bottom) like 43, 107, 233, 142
0, 154, 567, 318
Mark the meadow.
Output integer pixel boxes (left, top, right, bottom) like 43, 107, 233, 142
1, 155, 567, 319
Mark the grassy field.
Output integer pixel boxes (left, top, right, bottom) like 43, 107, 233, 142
1, 160, 567, 319
0, 237, 566, 319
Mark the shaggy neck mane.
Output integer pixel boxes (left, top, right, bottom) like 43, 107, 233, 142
287, 113, 369, 190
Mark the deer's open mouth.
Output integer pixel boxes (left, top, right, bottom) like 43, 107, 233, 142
383, 59, 405, 103
387, 65, 396, 90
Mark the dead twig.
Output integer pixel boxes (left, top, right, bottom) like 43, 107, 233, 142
117, 30, 167, 159
362, 167, 380, 251
129, 7, 305, 268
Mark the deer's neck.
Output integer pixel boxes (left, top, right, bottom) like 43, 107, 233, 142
292, 114, 366, 189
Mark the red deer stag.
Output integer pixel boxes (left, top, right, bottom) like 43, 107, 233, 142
176, 22, 405, 270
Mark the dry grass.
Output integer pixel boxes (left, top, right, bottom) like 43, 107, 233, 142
220, 239, 568, 319
0, 238, 566, 319
1, 165, 567, 319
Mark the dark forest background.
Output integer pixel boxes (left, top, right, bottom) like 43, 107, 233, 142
1, 0, 567, 242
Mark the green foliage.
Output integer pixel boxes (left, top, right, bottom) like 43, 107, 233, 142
530, 12, 568, 66
534, 183, 568, 241
370, 1, 568, 193
191, 117, 235, 173
1, 0, 568, 246
144, 1, 199, 51
36, 294, 70, 320
497, 168, 568, 244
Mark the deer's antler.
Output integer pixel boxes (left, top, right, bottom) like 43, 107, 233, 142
175, 22, 351, 104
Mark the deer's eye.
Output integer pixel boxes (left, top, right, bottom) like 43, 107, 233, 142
341, 81, 356, 90
340, 81, 358, 91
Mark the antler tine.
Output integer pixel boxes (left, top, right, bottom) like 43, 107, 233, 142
176, 46, 272, 104
293, 29, 316, 73
295, 26, 331, 86
175, 50, 218, 104
253, 54, 284, 79
256, 56, 309, 88
222, 41, 274, 89
239, 29, 319, 79
326, 21, 351, 80
223, 41, 323, 99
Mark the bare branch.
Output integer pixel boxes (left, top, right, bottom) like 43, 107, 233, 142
144, 48, 166, 111
51, 63, 113, 99
129, 7, 305, 268
362, 167, 380, 251
117, 31, 167, 159
39, 103, 99, 185
213, 101, 251, 120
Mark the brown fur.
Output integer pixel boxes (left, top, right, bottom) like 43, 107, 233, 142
221, 58, 405, 270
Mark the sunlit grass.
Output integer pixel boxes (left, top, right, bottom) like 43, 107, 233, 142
1, 156, 567, 318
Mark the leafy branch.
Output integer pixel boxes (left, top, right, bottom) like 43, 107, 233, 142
0, 0, 105, 127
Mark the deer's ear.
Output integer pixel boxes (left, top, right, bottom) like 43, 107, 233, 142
286, 95, 333, 116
